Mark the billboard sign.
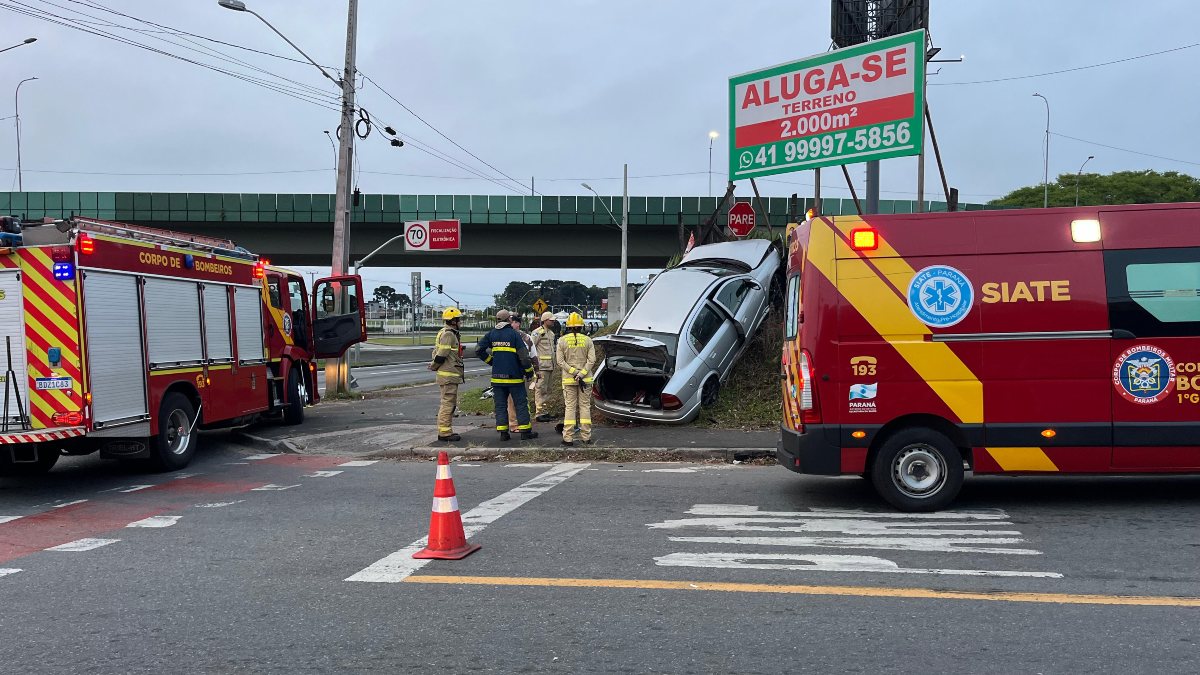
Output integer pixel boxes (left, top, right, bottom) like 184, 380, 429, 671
404, 219, 461, 251
728, 29, 925, 181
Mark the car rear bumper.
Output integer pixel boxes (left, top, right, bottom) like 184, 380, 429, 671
777, 424, 843, 475
592, 396, 701, 425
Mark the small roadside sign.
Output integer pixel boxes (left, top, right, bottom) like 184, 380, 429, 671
728, 202, 756, 237
532, 298, 549, 314
404, 220, 461, 251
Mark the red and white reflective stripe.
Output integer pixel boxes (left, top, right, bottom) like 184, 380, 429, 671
436, 464, 452, 480
0, 427, 86, 444
432, 496, 460, 513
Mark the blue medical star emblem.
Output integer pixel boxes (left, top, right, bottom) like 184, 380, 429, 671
923, 280, 958, 312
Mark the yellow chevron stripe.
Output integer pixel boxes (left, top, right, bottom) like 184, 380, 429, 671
23, 290, 75, 340
986, 447, 1059, 472
23, 249, 76, 317
821, 217, 984, 424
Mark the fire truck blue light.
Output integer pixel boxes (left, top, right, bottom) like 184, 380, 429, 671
53, 262, 75, 281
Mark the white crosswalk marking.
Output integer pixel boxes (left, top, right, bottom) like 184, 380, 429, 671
0, 516, 21, 525
126, 516, 181, 528
0, 568, 20, 577
47, 538, 120, 552
338, 460, 378, 467
305, 470, 344, 478
649, 504, 1059, 579
252, 484, 300, 491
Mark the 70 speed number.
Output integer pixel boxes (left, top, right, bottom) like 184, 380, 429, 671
740, 121, 913, 172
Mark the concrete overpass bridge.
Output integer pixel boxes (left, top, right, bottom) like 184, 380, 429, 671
0, 191, 986, 268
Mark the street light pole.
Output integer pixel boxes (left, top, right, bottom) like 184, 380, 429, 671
1033, 93, 1050, 208
1075, 155, 1094, 207
0, 37, 37, 55
14, 77, 37, 192
218, 0, 358, 395
707, 131, 719, 198
351, 232, 407, 361
582, 171, 629, 324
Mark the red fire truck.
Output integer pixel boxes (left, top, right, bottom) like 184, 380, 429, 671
0, 217, 365, 476
780, 203, 1200, 510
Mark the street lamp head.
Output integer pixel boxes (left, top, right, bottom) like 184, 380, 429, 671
708, 130, 719, 140
580, 183, 593, 192
23, 37, 36, 44
1087, 155, 1095, 160
218, 0, 248, 11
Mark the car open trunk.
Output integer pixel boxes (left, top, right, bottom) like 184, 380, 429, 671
593, 334, 673, 408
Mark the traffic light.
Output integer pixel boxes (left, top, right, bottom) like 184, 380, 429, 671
437, 284, 443, 294
424, 280, 431, 292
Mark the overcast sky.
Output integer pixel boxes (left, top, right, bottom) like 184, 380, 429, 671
2, 0, 1198, 307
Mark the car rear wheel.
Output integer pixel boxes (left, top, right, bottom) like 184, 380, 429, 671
700, 378, 720, 407
870, 428, 963, 512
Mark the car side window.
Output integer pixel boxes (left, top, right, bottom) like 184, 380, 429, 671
713, 279, 752, 316
689, 305, 724, 351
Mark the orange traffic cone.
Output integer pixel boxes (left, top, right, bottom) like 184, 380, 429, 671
412, 451, 481, 560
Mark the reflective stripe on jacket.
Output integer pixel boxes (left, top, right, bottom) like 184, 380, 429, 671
432, 327, 465, 383
476, 324, 534, 382
531, 326, 555, 371
556, 331, 597, 386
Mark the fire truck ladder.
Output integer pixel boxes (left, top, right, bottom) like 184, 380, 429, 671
68, 217, 256, 260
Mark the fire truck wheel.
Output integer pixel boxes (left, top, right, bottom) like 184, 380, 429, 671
150, 393, 197, 471
283, 366, 306, 426
870, 428, 964, 512
0, 445, 61, 476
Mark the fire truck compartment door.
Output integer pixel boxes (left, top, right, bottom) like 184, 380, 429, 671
144, 278, 203, 367
234, 286, 265, 364
312, 275, 366, 359
0, 271, 29, 424
84, 271, 148, 426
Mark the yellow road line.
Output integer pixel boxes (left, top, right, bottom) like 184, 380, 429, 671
403, 574, 1200, 608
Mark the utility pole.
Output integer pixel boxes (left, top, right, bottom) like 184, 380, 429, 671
325, 0, 359, 396
621, 163, 629, 324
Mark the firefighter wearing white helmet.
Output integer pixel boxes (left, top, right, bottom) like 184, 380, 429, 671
430, 306, 465, 442
555, 312, 597, 446
531, 310, 557, 421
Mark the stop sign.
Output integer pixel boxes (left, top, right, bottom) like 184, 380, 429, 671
727, 202, 756, 237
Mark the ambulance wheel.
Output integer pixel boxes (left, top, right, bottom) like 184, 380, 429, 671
0, 445, 60, 476
870, 428, 963, 512
283, 366, 305, 426
149, 393, 197, 472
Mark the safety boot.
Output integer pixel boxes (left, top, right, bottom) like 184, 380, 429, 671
499, 431, 511, 441
561, 439, 574, 447
520, 430, 539, 440
438, 433, 461, 442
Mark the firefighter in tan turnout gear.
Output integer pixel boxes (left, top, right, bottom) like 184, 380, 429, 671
531, 311, 557, 422
556, 312, 597, 446
430, 307, 465, 442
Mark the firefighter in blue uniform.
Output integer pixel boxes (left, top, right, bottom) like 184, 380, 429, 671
476, 309, 539, 441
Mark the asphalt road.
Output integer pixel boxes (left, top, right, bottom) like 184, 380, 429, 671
2, 439, 1199, 673
319, 359, 490, 392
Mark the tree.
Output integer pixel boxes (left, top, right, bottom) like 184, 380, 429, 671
393, 293, 412, 310
494, 281, 534, 310
372, 285, 397, 308
990, 170, 1200, 209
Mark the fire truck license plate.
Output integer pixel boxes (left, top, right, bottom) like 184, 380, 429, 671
35, 377, 73, 391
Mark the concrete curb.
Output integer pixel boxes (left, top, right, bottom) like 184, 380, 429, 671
363, 446, 775, 461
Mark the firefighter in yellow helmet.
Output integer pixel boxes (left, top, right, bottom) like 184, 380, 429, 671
555, 312, 597, 446
531, 311, 557, 422
429, 306, 465, 442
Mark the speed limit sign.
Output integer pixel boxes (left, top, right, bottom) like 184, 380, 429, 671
404, 222, 428, 249
404, 220, 461, 251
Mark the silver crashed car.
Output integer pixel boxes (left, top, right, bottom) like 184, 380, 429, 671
592, 239, 781, 424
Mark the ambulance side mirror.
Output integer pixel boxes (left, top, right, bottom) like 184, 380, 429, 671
311, 274, 367, 358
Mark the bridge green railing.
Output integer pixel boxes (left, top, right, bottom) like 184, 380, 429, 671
0, 192, 992, 227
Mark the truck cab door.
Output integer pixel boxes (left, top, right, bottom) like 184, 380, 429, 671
311, 275, 366, 359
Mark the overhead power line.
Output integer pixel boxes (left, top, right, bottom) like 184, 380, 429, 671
932, 41, 1200, 86
0, 0, 342, 111
361, 73, 536, 195
1050, 132, 1200, 167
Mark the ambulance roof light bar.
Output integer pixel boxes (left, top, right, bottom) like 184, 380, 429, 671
1071, 219, 1101, 243
849, 227, 879, 251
